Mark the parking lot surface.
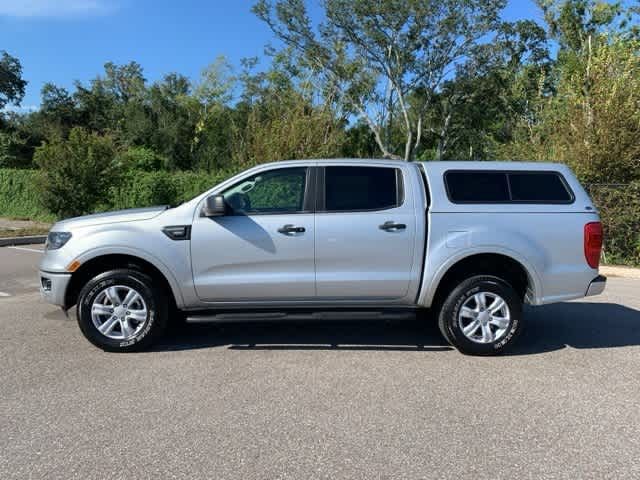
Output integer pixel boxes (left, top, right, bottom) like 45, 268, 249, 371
1, 245, 640, 479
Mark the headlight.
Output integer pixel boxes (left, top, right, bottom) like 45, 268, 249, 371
45, 231, 72, 250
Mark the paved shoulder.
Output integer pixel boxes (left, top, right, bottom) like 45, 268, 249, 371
0, 244, 44, 297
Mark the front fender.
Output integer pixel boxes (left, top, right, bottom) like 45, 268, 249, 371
74, 245, 187, 308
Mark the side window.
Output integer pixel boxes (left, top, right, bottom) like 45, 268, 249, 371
222, 167, 308, 214
445, 170, 574, 204
508, 172, 573, 203
445, 171, 510, 203
324, 166, 402, 212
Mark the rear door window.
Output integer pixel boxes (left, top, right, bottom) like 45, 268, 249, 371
324, 166, 402, 211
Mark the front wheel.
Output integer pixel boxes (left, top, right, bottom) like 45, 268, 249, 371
77, 269, 168, 352
437, 275, 523, 355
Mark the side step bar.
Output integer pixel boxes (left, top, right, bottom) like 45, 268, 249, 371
185, 309, 416, 324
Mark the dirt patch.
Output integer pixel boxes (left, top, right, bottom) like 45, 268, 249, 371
0, 217, 52, 230
0, 227, 49, 238
0, 217, 52, 238
600, 265, 640, 279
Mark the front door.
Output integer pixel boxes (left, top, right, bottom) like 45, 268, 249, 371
314, 165, 416, 300
191, 166, 315, 302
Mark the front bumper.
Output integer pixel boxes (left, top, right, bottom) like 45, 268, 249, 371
585, 274, 607, 297
39, 271, 72, 307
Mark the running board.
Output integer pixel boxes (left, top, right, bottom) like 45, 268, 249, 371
185, 309, 416, 324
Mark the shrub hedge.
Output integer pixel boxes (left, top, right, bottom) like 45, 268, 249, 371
0, 168, 232, 222
105, 170, 232, 211
0, 169, 56, 221
587, 183, 640, 267
0, 168, 638, 266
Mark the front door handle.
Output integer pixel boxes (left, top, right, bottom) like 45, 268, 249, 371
379, 221, 406, 231
278, 224, 306, 235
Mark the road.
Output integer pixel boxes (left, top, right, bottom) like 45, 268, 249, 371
1, 244, 640, 479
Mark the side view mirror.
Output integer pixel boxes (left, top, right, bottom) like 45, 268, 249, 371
202, 194, 227, 217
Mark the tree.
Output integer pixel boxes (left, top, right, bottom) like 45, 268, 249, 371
500, 1, 640, 183
102, 61, 146, 103
73, 79, 118, 134
145, 73, 196, 170
537, 0, 636, 54
191, 56, 237, 171
34, 127, 117, 217
0, 129, 28, 167
231, 57, 345, 165
194, 56, 235, 106
253, 0, 506, 160
234, 86, 345, 165
39, 83, 79, 136
0, 51, 27, 110
547, 38, 640, 183
72, 61, 146, 135
423, 20, 551, 160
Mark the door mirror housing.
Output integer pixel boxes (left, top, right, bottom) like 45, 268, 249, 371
203, 194, 227, 217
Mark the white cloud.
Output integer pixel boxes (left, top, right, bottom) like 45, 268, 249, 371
0, 0, 116, 18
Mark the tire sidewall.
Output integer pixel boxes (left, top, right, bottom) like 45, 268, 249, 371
441, 276, 523, 355
77, 270, 160, 352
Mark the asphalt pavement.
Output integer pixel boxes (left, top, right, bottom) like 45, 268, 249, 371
1, 245, 640, 479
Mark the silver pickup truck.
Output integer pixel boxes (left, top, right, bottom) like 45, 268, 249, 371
39, 159, 606, 355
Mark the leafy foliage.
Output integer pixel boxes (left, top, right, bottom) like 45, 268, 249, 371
498, 4, 640, 185
0, 168, 232, 220
116, 146, 167, 171
0, 51, 27, 110
34, 128, 117, 218
0, 169, 55, 221
0, 130, 28, 168
254, 0, 508, 160
233, 86, 346, 165
588, 183, 640, 266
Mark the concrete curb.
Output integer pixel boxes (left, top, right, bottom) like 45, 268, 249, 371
600, 265, 640, 279
0, 235, 47, 247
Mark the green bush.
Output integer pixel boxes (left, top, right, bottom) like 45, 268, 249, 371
0, 131, 29, 168
34, 128, 118, 218
107, 171, 178, 210
106, 170, 232, 210
587, 183, 640, 267
0, 168, 234, 221
116, 146, 167, 171
165, 170, 230, 204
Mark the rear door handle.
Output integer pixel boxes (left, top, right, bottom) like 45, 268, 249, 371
278, 224, 306, 235
379, 221, 406, 231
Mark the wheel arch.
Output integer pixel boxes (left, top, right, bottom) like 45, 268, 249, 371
423, 250, 541, 309
64, 251, 184, 311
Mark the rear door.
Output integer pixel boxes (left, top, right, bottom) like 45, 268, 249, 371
314, 165, 416, 300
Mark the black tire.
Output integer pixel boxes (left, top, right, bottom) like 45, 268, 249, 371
437, 275, 523, 355
77, 269, 168, 352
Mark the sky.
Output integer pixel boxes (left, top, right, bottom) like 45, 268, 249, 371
0, 0, 545, 110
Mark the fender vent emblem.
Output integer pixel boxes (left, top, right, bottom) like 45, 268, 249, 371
162, 225, 191, 241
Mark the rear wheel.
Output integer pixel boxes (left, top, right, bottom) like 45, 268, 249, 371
77, 269, 168, 352
437, 275, 523, 355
